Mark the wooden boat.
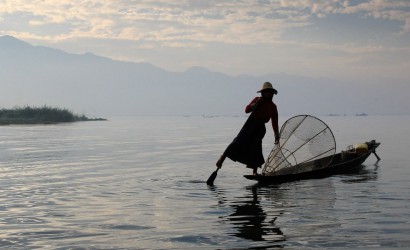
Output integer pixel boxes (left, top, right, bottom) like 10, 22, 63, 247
244, 140, 380, 184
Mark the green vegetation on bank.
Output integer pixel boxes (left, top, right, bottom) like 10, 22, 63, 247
0, 106, 106, 125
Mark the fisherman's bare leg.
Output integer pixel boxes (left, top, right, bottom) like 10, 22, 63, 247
252, 166, 258, 175
246, 165, 259, 175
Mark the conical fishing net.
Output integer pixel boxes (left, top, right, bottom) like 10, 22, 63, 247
262, 115, 336, 176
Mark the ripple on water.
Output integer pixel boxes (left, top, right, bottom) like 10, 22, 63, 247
0, 117, 410, 249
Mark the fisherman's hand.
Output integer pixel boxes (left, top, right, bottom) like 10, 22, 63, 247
274, 135, 280, 144
251, 102, 258, 111
251, 98, 262, 111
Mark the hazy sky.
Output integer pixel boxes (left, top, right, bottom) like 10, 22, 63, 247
1, 0, 410, 81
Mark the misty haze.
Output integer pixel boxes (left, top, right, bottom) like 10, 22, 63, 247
1, 35, 408, 118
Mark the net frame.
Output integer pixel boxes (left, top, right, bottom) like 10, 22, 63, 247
262, 115, 336, 176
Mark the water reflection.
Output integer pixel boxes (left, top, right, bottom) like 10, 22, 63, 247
223, 185, 286, 243
340, 164, 379, 183
219, 178, 342, 248
211, 163, 382, 248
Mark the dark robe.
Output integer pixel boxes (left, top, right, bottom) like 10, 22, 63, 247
224, 117, 266, 168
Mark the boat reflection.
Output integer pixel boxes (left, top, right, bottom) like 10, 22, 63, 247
340, 163, 379, 183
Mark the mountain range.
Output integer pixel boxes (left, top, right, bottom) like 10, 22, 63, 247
0, 35, 407, 117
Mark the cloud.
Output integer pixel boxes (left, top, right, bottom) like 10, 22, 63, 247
1, 0, 409, 78
1, 0, 409, 44
339, 1, 410, 32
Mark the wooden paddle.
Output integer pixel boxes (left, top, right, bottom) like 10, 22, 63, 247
206, 168, 219, 186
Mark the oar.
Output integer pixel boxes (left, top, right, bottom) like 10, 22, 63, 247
206, 168, 220, 186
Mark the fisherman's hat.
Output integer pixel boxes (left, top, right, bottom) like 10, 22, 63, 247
257, 82, 278, 94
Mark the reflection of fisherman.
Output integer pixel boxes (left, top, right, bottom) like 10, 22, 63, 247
229, 202, 266, 241
216, 82, 280, 175
228, 186, 283, 242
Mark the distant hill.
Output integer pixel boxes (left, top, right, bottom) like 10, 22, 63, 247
0, 35, 408, 116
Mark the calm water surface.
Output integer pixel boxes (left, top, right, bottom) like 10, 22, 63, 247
0, 116, 409, 249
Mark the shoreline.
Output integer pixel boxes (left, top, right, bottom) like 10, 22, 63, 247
0, 106, 106, 125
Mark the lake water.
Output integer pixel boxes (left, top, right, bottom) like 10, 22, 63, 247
0, 115, 409, 249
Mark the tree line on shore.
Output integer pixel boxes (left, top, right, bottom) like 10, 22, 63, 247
0, 106, 106, 125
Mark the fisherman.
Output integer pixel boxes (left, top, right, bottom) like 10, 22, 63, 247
216, 82, 280, 175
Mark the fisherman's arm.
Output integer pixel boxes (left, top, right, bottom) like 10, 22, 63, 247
271, 107, 280, 143
245, 97, 260, 113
